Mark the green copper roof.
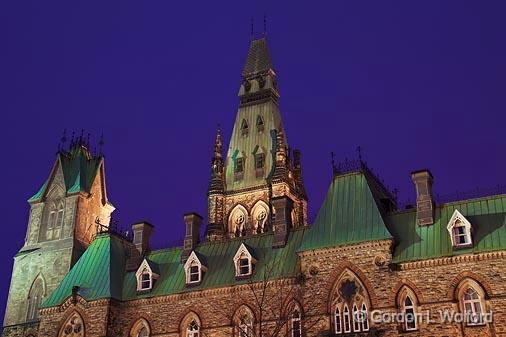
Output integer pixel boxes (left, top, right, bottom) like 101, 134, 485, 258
43, 230, 305, 307
300, 172, 392, 251
42, 234, 126, 308
28, 146, 102, 202
242, 38, 273, 77
387, 195, 506, 263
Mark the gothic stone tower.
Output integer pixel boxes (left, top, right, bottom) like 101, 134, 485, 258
206, 37, 307, 244
3, 137, 114, 336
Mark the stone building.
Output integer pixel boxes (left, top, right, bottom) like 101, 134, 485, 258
3, 37, 506, 337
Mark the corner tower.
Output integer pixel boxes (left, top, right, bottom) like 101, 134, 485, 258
206, 37, 307, 242
3, 136, 115, 336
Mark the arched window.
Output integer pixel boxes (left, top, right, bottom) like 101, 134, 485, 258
256, 115, 264, 132
59, 312, 85, 337
241, 119, 249, 136
233, 305, 255, 337
187, 320, 199, 337
291, 309, 301, 337
27, 277, 44, 321
40, 191, 65, 242
229, 205, 248, 238
463, 288, 483, 326
361, 303, 369, 331
343, 305, 351, 333
331, 269, 371, 334
239, 316, 253, 337
130, 318, 151, 337
251, 201, 269, 234
456, 279, 486, 327
137, 327, 149, 337
334, 307, 341, 334
403, 296, 417, 331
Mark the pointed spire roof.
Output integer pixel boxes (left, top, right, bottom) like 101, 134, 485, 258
242, 38, 274, 78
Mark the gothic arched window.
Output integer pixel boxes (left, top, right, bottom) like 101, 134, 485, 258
256, 115, 264, 132
130, 318, 151, 337
187, 320, 199, 337
456, 279, 487, 327
27, 277, 44, 321
229, 205, 248, 238
463, 288, 484, 326
241, 119, 249, 136
331, 270, 371, 334
397, 286, 418, 331
291, 309, 301, 337
40, 194, 65, 242
59, 312, 85, 337
233, 305, 255, 337
251, 201, 269, 234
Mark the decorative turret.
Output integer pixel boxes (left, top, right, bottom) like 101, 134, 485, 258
271, 128, 289, 182
206, 125, 226, 241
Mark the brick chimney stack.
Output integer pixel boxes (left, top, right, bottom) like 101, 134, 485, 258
272, 195, 294, 248
182, 213, 203, 262
411, 170, 435, 226
132, 221, 154, 256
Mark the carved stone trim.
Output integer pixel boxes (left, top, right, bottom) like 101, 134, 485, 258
398, 250, 506, 271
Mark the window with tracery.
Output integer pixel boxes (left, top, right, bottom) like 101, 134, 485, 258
332, 271, 370, 334
229, 205, 248, 237
27, 277, 44, 321
463, 287, 484, 326
251, 202, 269, 234
59, 312, 85, 337
41, 197, 65, 242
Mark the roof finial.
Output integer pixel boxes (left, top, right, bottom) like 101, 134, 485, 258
59, 129, 67, 152
87, 133, 91, 148
356, 145, 363, 162
250, 17, 254, 40
70, 131, 75, 147
331, 151, 338, 177
214, 123, 222, 158
79, 129, 84, 146
263, 13, 267, 37
99, 132, 105, 156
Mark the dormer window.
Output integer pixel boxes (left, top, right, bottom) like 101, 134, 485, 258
184, 251, 208, 286
140, 271, 151, 290
241, 119, 249, 136
239, 257, 251, 275
135, 259, 160, 292
256, 115, 264, 133
447, 210, 473, 248
233, 243, 257, 278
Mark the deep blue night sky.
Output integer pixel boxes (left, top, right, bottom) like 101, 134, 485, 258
1, 0, 506, 323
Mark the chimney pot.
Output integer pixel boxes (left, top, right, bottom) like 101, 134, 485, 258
131, 221, 154, 256
182, 212, 203, 262
411, 169, 435, 226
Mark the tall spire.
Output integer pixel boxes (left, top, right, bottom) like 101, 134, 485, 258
242, 38, 274, 78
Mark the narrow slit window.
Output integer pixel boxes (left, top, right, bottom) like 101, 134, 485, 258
334, 307, 342, 334
241, 119, 249, 136
256, 115, 264, 132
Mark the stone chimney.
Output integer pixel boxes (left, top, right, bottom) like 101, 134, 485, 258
132, 221, 154, 256
272, 196, 294, 248
181, 213, 202, 262
411, 170, 434, 226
